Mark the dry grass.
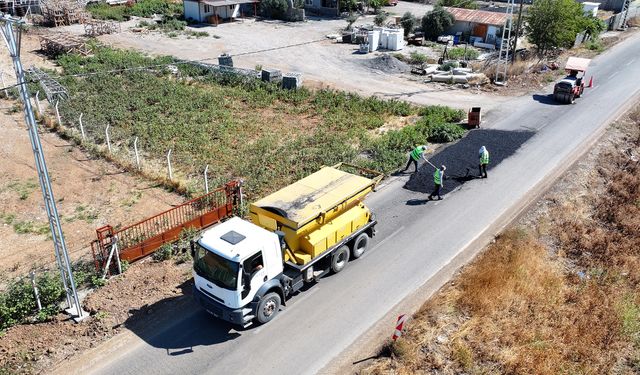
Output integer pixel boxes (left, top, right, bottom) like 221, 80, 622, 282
628, 16, 640, 28
361, 104, 640, 374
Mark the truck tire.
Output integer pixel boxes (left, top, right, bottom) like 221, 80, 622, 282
256, 292, 281, 324
351, 233, 370, 259
569, 93, 575, 104
331, 245, 350, 273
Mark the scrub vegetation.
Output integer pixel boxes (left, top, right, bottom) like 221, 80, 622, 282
362, 105, 640, 374
53, 44, 466, 198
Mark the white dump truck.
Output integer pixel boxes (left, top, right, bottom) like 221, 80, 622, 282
191, 164, 382, 326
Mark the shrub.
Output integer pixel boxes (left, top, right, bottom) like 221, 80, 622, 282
0, 272, 65, 330
400, 12, 417, 37
374, 11, 388, 26
418, 105, 465, 122
447, 46, 480, 60
260, 0, 289, 20
425, 122, 465, 143
153, 244, 174, 261
439, 61, 459, 71
409, 51, 428, 64
422, 5, 454, 41
585, 38, 604, 52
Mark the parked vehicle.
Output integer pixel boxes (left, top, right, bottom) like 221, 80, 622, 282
553, 57, 591, 104
192, 164, 382, 326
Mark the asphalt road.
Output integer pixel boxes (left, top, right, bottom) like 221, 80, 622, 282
68, 33, 640, 375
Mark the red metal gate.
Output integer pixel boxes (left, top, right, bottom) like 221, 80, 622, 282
91, 180, 241, 271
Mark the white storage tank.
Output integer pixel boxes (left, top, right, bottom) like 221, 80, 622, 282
368, 30, 380, 52
387, 30, 404, 51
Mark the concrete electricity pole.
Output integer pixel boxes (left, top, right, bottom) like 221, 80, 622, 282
0, 15, 86, 321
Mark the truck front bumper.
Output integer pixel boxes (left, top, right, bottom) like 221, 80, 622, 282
193, 286, 254, 327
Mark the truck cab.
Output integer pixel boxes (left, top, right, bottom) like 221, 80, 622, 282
192, 217, 283, 326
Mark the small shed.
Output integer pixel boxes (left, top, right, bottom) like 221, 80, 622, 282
444, 7, 508, 48
183, 0, 259, 24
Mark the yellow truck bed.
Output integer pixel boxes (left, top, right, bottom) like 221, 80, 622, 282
251, 165, 376, 230
249, 164, 382, 265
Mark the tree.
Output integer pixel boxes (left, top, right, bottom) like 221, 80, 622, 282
400, 11, 417, 37
525, 0, 587, 55
437, 0, 477, 10
367, 0, 384, 13
582, 15, 607, 38
260, 0, 289, 20
421, 6, 454, 41
374, 11, 388, 26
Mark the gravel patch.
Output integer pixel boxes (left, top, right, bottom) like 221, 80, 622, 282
363, 54, 411, 74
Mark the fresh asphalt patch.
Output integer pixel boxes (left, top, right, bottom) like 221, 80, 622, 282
403, 129, 536, 195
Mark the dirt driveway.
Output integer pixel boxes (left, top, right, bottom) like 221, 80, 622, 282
60, 2, 509, 111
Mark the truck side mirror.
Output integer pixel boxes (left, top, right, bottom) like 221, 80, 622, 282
190, 240, 195, 258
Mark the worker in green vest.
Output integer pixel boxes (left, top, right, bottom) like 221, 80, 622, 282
402, 145, 428, 173
428, 165, 446, 200
478, 146, 489, 178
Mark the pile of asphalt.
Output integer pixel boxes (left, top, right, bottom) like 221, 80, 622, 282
364, 54, 411, 74
404, 129, 535, 195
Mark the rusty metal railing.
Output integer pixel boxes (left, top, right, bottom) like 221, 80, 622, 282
92, 180, 241, 272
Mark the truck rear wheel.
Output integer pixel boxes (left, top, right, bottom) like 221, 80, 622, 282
331, 245, 350, 273
351, 233, 370, 259
256, 292, 281, 324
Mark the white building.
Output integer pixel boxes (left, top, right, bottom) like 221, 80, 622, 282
183, 0, 259, 23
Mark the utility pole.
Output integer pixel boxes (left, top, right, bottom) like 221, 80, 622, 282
511, 0, 525, 63
494, 0, 515, 85
0, 15, 86, 321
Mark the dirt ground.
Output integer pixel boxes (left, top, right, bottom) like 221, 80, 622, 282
0, 34, 183, 281
55, 5, 510, 111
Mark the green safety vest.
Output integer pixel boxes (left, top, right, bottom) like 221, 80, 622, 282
434, 170, 443, 185
480, 150, 490, 165
410, 146, 423, 161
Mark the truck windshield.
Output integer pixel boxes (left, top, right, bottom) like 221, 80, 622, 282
194, 243, 239, 290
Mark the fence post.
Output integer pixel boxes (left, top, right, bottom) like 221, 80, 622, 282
78, 113, 86, 141
34, 91, 42, 117
30, 271, 42, 312
167, 149, 173, 180
105, 125, 112, 153
55, 100, 62, 126
204, 164, 209, 193
134, 137, 140, 170
0, 71, 8, 98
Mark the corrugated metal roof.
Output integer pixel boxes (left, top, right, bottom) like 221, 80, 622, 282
444, 7, 508, 26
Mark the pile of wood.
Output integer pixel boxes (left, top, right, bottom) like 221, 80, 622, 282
41, 0, 87, 26
84, 19, 120, 36
40, 33, 90, 57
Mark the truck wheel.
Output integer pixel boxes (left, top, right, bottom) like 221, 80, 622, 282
569, 93, 575, 104
256, 292, 281, 324
331, 245, 350, 273
351, 233, 370, 259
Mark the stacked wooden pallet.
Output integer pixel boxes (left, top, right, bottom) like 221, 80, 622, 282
84, 19, 120, 36
40, 33, 90, 57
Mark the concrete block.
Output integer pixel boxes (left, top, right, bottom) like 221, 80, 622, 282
282, 72, 303, 90
261, 69, 282, 82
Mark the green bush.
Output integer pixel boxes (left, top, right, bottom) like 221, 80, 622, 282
447, 46, 480, 60
87, 0, 183, 21
0, 272, 64, 330
400, 12, 417, 37
439, 61, 459, 71
418, 105, 465, 122
425, 123, 466, 143
585, 38, 604, 52
153, 244, 174, 261
374, 11, 388, 26
86, 2, 126, 21
409, 51, 428, 64
260, 0, 289, 19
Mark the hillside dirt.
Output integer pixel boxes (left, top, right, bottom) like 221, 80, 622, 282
358, 102, 640, 374
0, 28, 192, 375
0, 29, 186, 281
